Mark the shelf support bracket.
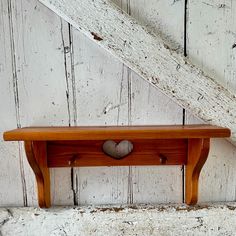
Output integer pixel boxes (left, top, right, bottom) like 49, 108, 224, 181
185, 138, 210, 205
24, 141, 50, 208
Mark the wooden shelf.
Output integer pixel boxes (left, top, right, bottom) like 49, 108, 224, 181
3, 125, 230, 208
3, 125, 230, 140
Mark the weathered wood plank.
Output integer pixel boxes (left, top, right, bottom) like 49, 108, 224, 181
69, 0, 186, 205
186, 0, 236, 92
186, 0, 236, 202
51, 19, 76, 206
1, 204, 236, 235
39, 0, 236, 143
0, 0, 25, 206
119, 0, 185, 204
72, 28, 129, 205
8, 0, 74, 206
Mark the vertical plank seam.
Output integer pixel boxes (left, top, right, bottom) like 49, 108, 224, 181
184, 0, 188, 58
126, 0, 131, 15
68, 24, 77, 126
7, 0, 27, 207
71, 168, 78, 205
127, 69, 133, 204
60, 19, 72, 126
61, 20, 78, 205
234, 185, 236, 201
117, 64, 125, 125
116, 15, 128, 202
182, 0, 189, 204
120, 0, 133, 205
115, 63, 126, 203
125, 0, 133, 205
69, 24, 79, 206
127, 53, 133, 204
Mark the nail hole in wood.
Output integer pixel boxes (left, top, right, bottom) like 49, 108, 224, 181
159, 154, 167, 164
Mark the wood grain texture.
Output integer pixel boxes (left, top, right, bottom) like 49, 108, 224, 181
24, 141, 50, 207
70, 0, 184, 205
47, 139, 187, 167
0, 0, 26, 206
187, 0, 236, 92
186, 107, 236, 202
199, 139, 236, 202
6, 0, 74, 206
1, 0, 235, 207
38, 0, 236, 143
125, 0, 184, 205
71, 24, 130, 205
5, 125, 228, 206
186, 0, 236, 203
13, 136, 215, 206
185, 138, 210, 205
3, 125, 230, 141
129, 75, 184, 204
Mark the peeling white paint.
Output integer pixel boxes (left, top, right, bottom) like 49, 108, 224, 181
1, 204, 236, 235
1, 0, 236, 207
39, 0, 236, 143
186, 0, 236, 202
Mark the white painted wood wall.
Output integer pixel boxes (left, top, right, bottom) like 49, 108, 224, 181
0, 0, 236, 206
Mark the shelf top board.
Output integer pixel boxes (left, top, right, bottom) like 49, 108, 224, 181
3, 125, 230, 141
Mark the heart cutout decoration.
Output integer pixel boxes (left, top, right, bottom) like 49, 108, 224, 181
102, 140, 133, 159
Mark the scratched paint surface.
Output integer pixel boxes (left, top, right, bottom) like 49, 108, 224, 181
69, 0, 184, 205
0, 0, 236, 206
0, 0, 25, 206
186, 0, 236, 202
39, 0, 236, 142
0, 204, 236, 235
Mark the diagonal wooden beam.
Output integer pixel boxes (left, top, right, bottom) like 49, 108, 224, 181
38, 0, 236, 143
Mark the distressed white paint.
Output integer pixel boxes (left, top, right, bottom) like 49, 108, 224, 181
71, 25, 130, 205
39, 0, 236, 143
1, 204, 236, 235
128, 0, 184, 53
0, 0, 185, 206
1, 0, 236, 207
186, 0, 236, 202
69, 0, 185, 205
185, 115, 236, 202
0, 0, 74, 206
130, 74, 183, 204
187, 0, 236, 92
122, 0, 184, 204
0, 0, 24, 206
199, 139, 236, 202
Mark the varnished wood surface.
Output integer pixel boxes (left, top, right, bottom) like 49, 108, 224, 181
3, 125, 230, 207
185, 138, 210, 205
3, 125, 230, 141
24, 141, 51, 208
47, 139, 187, 167
22, 137, 213, 207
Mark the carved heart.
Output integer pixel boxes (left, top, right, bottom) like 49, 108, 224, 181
102, 140, 133, 159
